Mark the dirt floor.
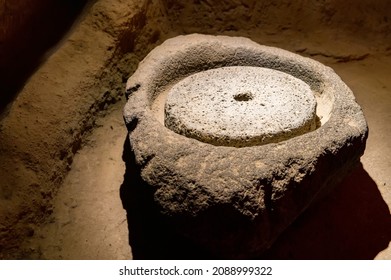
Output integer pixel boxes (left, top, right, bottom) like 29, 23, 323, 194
25, 102, 131, 259
1, 0, 390, 259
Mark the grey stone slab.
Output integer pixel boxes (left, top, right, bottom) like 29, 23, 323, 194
165, 66, 317, 147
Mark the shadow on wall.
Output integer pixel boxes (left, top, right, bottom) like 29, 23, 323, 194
262, 164, 391, 260
120, 135, 391, 259
0, 0, 90, 116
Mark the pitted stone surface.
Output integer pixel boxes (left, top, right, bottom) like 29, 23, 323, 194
165, 66, 317, 146
123, 34, 368, 259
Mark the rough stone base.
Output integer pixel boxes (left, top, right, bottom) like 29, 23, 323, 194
123, 34, 368, 258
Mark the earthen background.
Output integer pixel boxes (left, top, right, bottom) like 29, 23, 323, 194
0, 0, 390, 259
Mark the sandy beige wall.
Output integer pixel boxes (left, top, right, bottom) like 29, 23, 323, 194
0, 0, 160, 258
161, 0, 391, 43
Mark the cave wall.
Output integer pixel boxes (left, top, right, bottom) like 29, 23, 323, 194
0, 0, 161, 258
0, 0, 91, 115
0, 0, 390, 258
161, 0, 391, 40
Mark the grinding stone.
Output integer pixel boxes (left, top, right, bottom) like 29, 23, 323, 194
165, 66, 317, 147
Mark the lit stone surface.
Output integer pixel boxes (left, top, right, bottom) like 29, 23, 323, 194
165, 66, 317, 146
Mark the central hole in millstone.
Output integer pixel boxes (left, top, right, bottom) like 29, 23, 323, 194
233, 92, 253, 102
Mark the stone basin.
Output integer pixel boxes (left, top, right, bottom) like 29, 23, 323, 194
123, 34, 368, 258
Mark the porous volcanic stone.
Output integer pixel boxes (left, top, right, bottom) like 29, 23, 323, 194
165, 66, 317, 147
123, 34, 368, 258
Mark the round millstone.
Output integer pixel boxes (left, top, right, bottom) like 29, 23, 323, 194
164, 66, 317, 147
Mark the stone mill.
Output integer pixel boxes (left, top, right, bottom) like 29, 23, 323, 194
122, 34, 368, 258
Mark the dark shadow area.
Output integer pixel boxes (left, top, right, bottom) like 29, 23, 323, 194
120, 136, 391, 259
0, 0, 91, 116
120, 136, 215, 259
261, 163, 391, 259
